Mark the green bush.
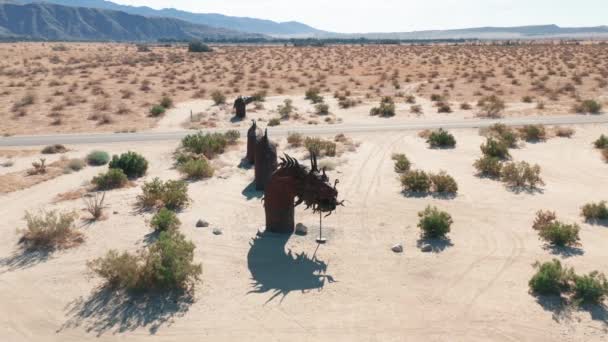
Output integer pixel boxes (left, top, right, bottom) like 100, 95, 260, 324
149, 105, 166, 117
427, 129, 456, 148
304, 137, 337, 157
151, 208, 181, 233
480, 138, 510, 159
305, 88, 324, 104
138, 178, 190, 211
484, 124, 518, 148
474, 156, 503, 178
370, 97, 396, 117
392, 154, 411, 173
20, 210, 82, 249
88, 231, 202, 291
178, 158, 214, 180
538, 221, 581, 247
573, 272, 608, 304
268, 118, 281, 126
401, 170, 431, 193
224, 130, 240, 144
581, 201, 608, 221
211, 90, 226, 105
500, 161, 544, 189
417, 206, 453, 239
574, 99, 602, 114
594, 135, 608, 149
109, 151, 148, 179
518, 125, 547, 142
181, 132, 234, 158
86, 150, 110, 166
430, 171, 458, 195
188, 41, 212, 53
92, 168, 128, 190
529, 260, 573, 296
277, 99, 294, 118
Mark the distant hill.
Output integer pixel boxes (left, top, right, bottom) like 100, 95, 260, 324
0, 2, 265, 41
16, 0, 327, 36
325, 25, 608, 40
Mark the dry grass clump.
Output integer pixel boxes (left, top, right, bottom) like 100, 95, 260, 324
532, 210, 580, 247
500, 161, 544, 190
19, 210, 83, 250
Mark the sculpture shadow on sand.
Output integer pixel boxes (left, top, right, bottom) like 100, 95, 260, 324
247, 233, 335, 303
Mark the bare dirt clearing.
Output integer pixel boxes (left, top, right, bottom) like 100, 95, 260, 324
1, 125, 607, 341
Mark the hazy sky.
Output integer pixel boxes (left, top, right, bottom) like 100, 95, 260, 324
112, 0, 607, 33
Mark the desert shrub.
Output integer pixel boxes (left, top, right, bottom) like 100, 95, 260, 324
477, 95, 505, 118
109, 152, 148, 178
538, 221, 581, 247
304, 137, 337, 157
84, 192, 106, 221
86, 150, 110, 166
287, 132, 303, 147
149, 105, 166, 117
305, 87, 324, 104
573, 99, 602, 114
594, 135, 608, 149
370, 97, 396, 117
277, 99, 294, 118
160, 96, 173, 109
581, 201, 608, 221
211, 90, 226, 105
41, 144, 67, 154
518, 125, 547, 142
338, 97, 357, 109
88, 231, 201, 291
410, 105, 422, 114
151, 208, 181, 233
532, 210, 557, 231
20, 210, 81, 249
474, 156, 503, 178
529, 260, 573, 296
66, 158, 86, 172
436, 102, 452, 113
224, 130, 240, 144
401, 170, 431, 193
92, 168, 128, 190
405, 95, 416, 104
181, 132, 236, 158
573, 272, 608, 304
460, 102, 472, 110
501, 161, 544, 189
392, 154, 411, 173
188, 41, 212, 53
480, 138, 510, 159
555, 127, 575, 138
315, 103, 330, 115
483, 123, 518, 148
430, 171, 458, 195
603, 149, 608, 163
138, 178, 190, 211
268, 118, 281, 126
427, 129, 456, 148
417, 206, 453, 239
178, 158, 214, 180
251, 91, 267, 102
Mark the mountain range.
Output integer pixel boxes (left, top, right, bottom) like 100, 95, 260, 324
0, 0, 607, 42
0, 2, 265, 41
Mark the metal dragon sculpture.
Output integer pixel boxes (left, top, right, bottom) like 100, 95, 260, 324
264, 153, 343, 234
233, 96, 255, 120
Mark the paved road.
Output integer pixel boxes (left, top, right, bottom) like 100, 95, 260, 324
1, 114, 607, 147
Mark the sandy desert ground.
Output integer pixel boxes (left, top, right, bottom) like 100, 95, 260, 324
1, 43, 607, 135
1, 120, 608, 341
